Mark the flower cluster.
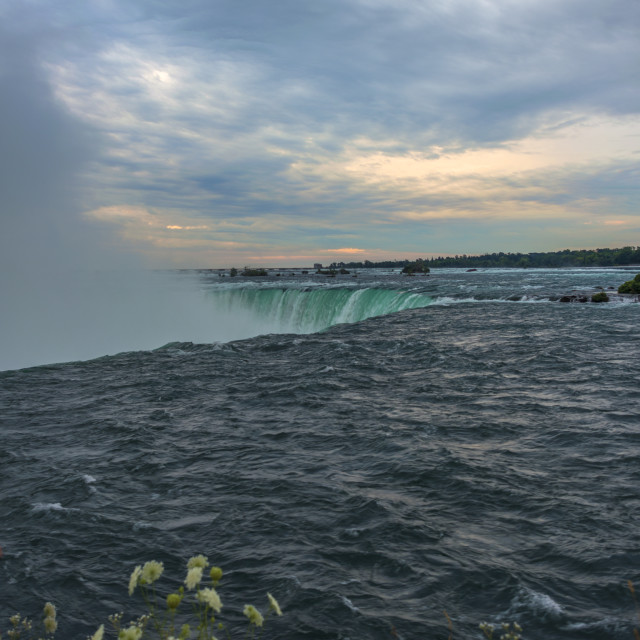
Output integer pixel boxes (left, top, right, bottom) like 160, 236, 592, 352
83, 554, 282, 640
2, 602, 57, 640
1, 555, 282, 640
479, 620, 523, 640
499, 621, 523, 640
43, 603, 57, 635
128, 561, 164, 596
242, 605, 263, 628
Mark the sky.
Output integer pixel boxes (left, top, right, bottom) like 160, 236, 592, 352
1, 0, 639, 269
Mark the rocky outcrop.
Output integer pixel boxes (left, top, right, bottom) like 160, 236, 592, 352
559, 295, 589, 303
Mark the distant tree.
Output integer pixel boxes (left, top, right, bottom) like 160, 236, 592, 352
337, 246, 639, 270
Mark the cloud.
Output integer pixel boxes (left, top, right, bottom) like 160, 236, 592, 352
1, 0, 639, 267
0, 18, 141, 273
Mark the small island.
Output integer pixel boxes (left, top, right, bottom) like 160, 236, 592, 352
401, 260, 430, 275
228, 267, 268, 277
618, 273, 640, 294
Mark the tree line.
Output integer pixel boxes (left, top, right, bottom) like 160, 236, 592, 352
331, 246, 640, 270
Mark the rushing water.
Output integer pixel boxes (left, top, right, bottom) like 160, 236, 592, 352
1, 268, 639, 640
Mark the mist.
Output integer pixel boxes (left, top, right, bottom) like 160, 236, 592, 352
0, 41, 272, 372
1, 271, 227, 371
0, 25, 154, 370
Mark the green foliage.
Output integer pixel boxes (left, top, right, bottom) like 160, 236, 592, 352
618, 273, 640, 294
591, 291, 610, 303
229, 268, 238, 277
337, 246, 640, 270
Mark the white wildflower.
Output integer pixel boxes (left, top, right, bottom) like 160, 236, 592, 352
128, 565, 142, 596
243, 604, 263, 627
43, 616, 57, 634
187, 555, 208, 569
184, 566, 203, 590
88, 624, 105, 640
267, 593, 282, 616
118, 625, 142, 640
141, 560, 164, 584
197, 587, 222, 613
43, 603, 56, 619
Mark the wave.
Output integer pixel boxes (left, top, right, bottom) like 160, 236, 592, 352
31, 502, 76, 513
509, 586, 565, 620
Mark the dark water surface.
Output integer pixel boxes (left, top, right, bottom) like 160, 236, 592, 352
1, 269, 639, 639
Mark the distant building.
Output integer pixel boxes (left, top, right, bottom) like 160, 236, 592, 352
313, 263, 322, 270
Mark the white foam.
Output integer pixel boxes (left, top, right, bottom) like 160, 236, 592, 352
431, 296, 475, 305
563, 616, 620, 632
511, 586, 564, 619
528, 590, 563, 616
318, 365, 335, 373
32, 502, 66, 512
339, 595, 359, 613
